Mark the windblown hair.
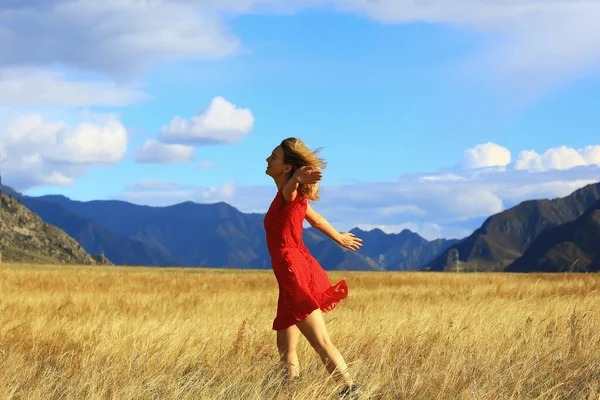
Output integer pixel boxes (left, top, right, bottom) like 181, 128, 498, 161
280, 137, 327, 201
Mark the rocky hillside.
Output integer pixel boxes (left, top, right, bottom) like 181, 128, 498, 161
426, 182, 600, 272
0, 193, 100, 264
506, 200, 600, 273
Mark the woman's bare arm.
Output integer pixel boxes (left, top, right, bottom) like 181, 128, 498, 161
282, 166, 322, 202
306, 203, 341, 243
306, 204, 363, 251
282, 175, 300, 202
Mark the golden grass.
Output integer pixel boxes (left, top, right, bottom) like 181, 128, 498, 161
1, 263, 599, 399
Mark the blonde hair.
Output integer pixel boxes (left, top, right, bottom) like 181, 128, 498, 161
280, 137, 327, 201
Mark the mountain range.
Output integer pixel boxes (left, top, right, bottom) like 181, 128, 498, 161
2, 182, 599, 272
4, 188, 458, 270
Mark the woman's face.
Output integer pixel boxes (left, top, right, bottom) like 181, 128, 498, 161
265, 145, 288, 177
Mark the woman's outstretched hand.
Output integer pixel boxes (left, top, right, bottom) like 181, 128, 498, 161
338, 232, 363, 251
293, 166, 322, 184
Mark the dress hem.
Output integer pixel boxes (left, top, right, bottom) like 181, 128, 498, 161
272, 279, 348, 331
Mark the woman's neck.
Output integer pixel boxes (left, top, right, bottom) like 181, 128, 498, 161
274, 175, 290, 191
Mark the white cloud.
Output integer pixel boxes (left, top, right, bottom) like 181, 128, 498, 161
50, 118, 128, 165
514, 150, 544, 172
0, 0, 239, 77
583, 145, 600, 164
0, 67, 148, 107
516, 145, 600, 171
538, 147, 587, 170
126, 179, 184, 192
459, 143, 600, 173
462, 142, 512, 169
43, 171, 75, 186
4, 113, 128, 165
2, 0, 599, 92
3, 152, 76, 188
378, 205, 426, 217
497, 178, 599, 206
198, 180, 236, 199
198, 0, 600, 90
420, 174, 464, 182
116, 179, 237, 206
1, 112, 128, 189
197, 161, 217, 169
328, 0, 600, 89
159, 96, 254, 145
5, 115, 63, 149
424, 186, 504, 221
135, 139, 195, 164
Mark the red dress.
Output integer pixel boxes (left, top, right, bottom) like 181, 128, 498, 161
264, 186, 348, 331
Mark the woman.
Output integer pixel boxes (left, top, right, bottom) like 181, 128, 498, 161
264, 137, 363, 399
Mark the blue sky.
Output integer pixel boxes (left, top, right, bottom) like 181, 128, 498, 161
1, 1, 599, 240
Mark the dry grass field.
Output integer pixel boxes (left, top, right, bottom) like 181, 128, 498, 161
1, 262, 599, 399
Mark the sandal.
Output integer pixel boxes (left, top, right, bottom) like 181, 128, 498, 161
339, 384, 360, 399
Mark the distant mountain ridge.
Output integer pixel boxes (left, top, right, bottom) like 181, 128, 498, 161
8, 182, 598, 272
20, 196, 180, 266
345, 227, 458, 270
4, 187, 457, 270
426, 182, 600, 271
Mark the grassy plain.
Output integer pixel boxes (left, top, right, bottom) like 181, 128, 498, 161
1, 263, 599, 399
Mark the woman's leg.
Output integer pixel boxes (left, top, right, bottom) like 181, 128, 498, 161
276, 324, 302, 383
295, 308, 354, 387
